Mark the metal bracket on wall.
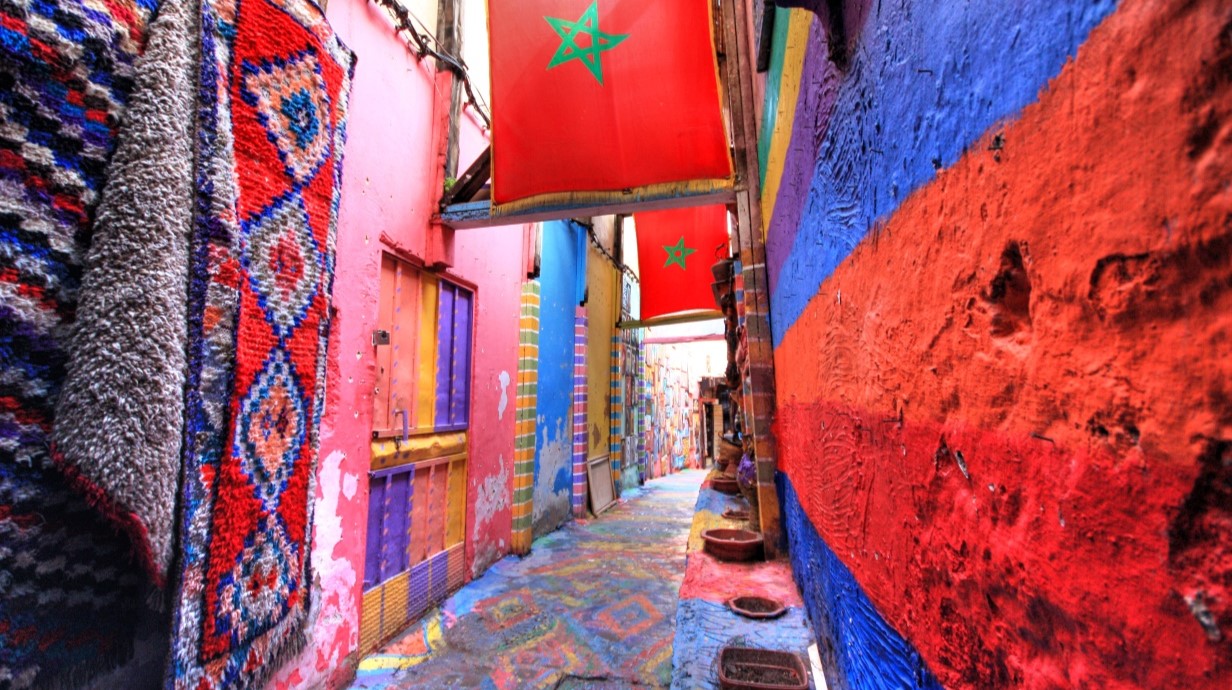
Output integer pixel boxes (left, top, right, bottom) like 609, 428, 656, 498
775, 0, 849, 68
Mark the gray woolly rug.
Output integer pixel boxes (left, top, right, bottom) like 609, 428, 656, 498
52, 0, 200, 587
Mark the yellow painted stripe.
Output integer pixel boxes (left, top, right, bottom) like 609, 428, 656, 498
760, 10, 814, 236
416, 275, 439, 430
358, 655, 431, 671
425, 613, 444, 649
370, 432, 468, 470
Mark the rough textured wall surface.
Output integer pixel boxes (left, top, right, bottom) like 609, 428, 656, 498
267, 1, 523, 686
533, 221, 583, 537
764, 1, 1232, 689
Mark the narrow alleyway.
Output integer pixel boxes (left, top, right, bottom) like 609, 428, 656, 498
350, 471, 706, 689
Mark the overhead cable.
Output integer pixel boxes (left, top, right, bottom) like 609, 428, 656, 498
369, 0, 492, 128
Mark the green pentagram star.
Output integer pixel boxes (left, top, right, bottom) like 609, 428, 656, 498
663, 237, 696, 270
544, 1, 628, 85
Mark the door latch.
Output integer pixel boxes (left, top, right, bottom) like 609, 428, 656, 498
393, 409, 409, 445
372, 329, 390, 346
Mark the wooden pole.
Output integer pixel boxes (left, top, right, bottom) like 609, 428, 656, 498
718, 0, 782, 557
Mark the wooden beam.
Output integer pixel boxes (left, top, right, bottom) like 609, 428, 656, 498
438, 186, 737, 229
437, 0, 463, 179
721, 0, 782, 557
440, 146, 491, 207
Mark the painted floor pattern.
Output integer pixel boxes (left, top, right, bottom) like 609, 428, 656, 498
351, 470, 706, 689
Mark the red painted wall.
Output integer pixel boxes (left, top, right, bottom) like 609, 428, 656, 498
767, 0, 1232, 687
267, 2, 522, 687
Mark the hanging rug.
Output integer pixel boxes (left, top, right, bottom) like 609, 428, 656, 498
0, 0, 160, 686
167, 0, 354, 687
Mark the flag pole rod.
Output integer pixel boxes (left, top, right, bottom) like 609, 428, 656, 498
617, 312, 723, 330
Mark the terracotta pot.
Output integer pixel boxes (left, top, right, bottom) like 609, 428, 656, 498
701, 529, 764, 562
710, 476, 740, 495
727, 595, 787, 620
718, 646, 808, 690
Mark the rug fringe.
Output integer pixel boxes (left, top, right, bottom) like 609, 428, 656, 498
490, 177, 734, 217
251, 624, 312, 690
30, 644, 138, 690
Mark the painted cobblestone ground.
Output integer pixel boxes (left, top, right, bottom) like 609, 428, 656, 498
351, 470, 705, 689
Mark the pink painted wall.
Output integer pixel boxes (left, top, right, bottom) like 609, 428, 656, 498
267, 2, 522, 687
454, 111, 520, 579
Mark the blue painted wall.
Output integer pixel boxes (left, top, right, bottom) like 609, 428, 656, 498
779, 476, 943, 690
768, 0, 1117, 346
532, 221, 584, 537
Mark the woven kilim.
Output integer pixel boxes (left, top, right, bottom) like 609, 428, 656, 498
168, 0, 354, 687
0, 0, 159, 686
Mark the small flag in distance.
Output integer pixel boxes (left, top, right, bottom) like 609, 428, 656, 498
635, 205, 730, 321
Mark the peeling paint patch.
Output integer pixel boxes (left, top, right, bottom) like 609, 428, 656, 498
474, 454, 510, 537
343, 472, 358, 501
497, 370, 511, 420
473, 443, 512, 579
268, 450, 359, 690
533, 418, 572, 535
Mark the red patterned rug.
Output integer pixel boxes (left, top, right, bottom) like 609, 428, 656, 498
168, 0, 354, 687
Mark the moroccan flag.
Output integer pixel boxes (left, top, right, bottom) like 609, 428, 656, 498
635, 205, 730, 320
487, 0, 732, 206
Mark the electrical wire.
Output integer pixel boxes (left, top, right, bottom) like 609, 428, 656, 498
369, 0, 492, 128
571, 219, 639, 284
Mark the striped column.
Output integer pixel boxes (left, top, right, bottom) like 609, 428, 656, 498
511, 280, 540, 554
608, 335, 623, 492
571, 307, 588, 517
637, 339, 649, 482
733, 260, 746, 326
737, 245, 782, 554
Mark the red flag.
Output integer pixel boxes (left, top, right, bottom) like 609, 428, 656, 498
487, 0, 732, 206
635, 205, 729, 320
